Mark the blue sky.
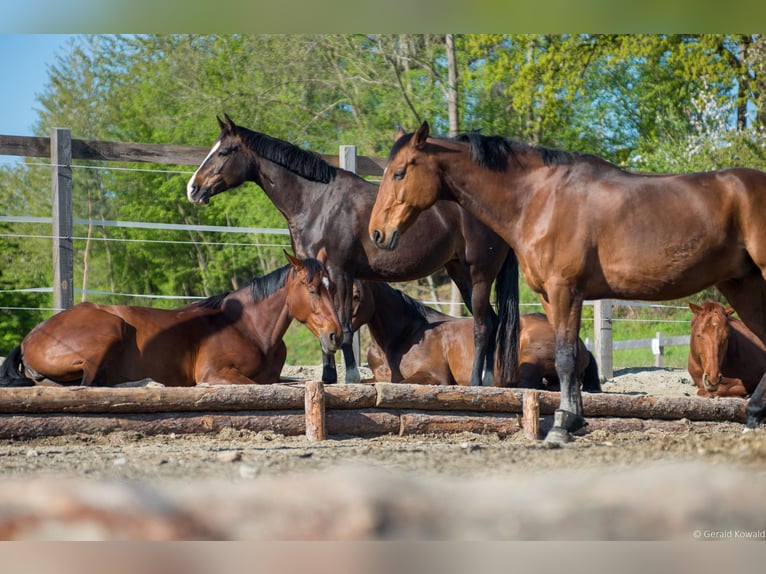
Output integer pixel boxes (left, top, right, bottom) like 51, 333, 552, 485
0, 34, 76, 137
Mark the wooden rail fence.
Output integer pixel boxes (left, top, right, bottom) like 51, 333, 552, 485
0, 382, 747, 441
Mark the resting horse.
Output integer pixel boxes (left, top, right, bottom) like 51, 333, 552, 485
688, 301, 766, 398
186, 114, 518, 388
351, 280, 599, 390
369, 121, 766, 439
0, 252, 342, 387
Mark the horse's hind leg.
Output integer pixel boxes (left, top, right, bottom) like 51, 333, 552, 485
717, 272, 766, 344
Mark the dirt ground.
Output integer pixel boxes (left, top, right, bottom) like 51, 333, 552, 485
1, 366, 765, 540
0, 366, 764, 481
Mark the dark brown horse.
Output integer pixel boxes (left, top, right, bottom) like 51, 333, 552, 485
688, 301, 766, 398
369, 121, 766, 440
351, 280, 599, 390
0, 252, 342, 387
186, 114, 519, 388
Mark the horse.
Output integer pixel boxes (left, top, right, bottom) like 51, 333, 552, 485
0, 251, 342, 387
688, 301, 766, 398
368, 121, 766, 440
351, 280, 599, 390
186, 114, 519, 388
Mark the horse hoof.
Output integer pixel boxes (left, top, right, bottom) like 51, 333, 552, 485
344, 368, 362, 385
544, 427, 571, 445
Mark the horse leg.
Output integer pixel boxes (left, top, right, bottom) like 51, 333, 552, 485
544, 282, 586, 443
745, 372, 766, 429
334, 273, 361, 384
717, 273, 766, 343
446, 263, 488, 387
321, 351, 338, 384
716, 275, 766, 428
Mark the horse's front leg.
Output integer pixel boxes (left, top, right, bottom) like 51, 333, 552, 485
470, 283, 497, 387
334, 274, 361, 385
745, 372, 766, 429
321, 351, 338, 384
545, 282, 586, 443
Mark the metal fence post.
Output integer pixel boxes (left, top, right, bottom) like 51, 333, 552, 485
593, 299, 613, 381
51, 128, 73, 312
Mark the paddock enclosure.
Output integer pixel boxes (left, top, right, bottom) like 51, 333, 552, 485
2, 132, 766, 540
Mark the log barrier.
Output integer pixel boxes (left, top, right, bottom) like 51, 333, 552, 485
0, 382, 748, 441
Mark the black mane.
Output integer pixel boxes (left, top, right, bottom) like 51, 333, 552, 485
234, 126, 337, 184
389, 129, 582, 172
455, 132, 576, 171
195, 257, 327, 310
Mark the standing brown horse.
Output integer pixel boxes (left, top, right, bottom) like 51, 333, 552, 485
352, 280, 599, 390
186, 115, 518, 388
688, 301, 766, 398
0, 252, 342, 387
369, 121, 766, 440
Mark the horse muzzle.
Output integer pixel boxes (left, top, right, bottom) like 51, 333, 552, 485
187, 184, 211, 205
371, 228, 399, 250
320, 331, 341, 354
702, 372, 722, 392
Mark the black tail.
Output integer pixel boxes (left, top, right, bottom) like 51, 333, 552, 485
581, 350, 602, 393
495, 249, 520, 386
0, 345, 35, 387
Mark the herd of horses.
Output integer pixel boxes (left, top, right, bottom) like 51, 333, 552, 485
2, 115, 766, 443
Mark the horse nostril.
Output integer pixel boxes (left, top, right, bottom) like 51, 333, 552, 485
329, 332, 338, 346
372, 229, 382, 245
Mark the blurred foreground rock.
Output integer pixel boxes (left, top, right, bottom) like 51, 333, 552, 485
1, 461, 765, 540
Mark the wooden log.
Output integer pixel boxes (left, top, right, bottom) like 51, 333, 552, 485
304, 381, 326, 442
373, 383, 746, 422
0, 411, 306, 440
581, 392, 747, 422
324, 383, 377, 409
375, 382, 524, 412
522, 390, 540, 440
399, 411, 521, 437
326, 410, 401, 436
0, 409, 402, 440
0, 383, 375, 414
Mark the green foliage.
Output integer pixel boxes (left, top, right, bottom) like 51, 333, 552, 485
3, 33, 766, 365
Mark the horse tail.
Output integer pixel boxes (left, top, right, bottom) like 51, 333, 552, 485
495, 249, 520, 386
0, 345, 35, 387
581, 350, 602, 393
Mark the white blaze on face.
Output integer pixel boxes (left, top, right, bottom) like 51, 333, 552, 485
186, 140, 221, 200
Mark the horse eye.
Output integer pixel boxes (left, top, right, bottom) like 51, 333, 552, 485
218, 145, 237, 157
392, 169, 405, 180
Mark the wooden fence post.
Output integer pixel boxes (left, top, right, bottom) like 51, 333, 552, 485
304, 380, 326, 442
593, 299, 613, 381
652, 331, 665, 368
339, 145, 361, 367
51, 128, 73, 311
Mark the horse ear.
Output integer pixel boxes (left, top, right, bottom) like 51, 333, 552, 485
284, 250, 303, 270
216, 116, 226, 131
395, 126, 406, 142
412, 121, 430, 149
223, 113, 236, 131
688, 302, 703, 314
315, 247, 328, 264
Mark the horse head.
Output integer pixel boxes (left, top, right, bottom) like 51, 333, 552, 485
284, 248, 342, 355
187, 113, 250, 205
350, 280, 376, 332
369, 121, 444, 250
689, 301, 734, 393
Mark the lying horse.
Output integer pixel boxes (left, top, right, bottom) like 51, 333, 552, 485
0, 252, 342, 387
352, 280, 599, 390
688, 301, 766, 398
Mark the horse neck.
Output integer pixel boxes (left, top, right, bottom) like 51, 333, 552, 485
226, 285, 291, 349
365, 284, 431, 346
